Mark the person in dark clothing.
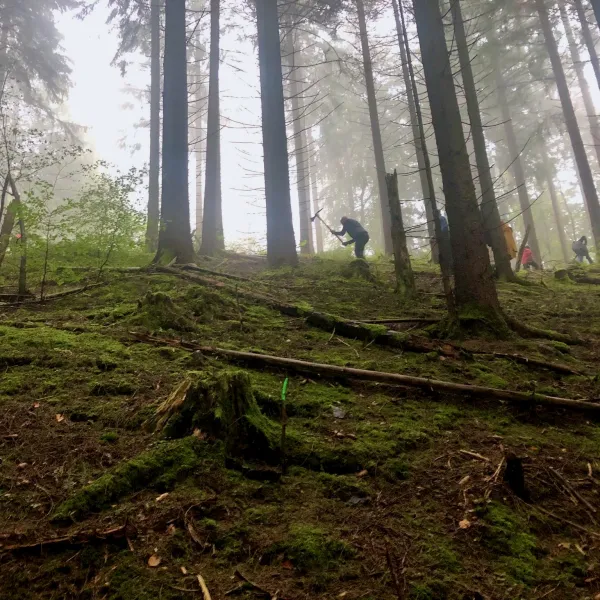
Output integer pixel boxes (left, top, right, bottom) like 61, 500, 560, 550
572, 236, 594, 264
333, 216, 370, 259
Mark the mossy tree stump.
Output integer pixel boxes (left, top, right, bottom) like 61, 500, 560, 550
146, 370, 281, 463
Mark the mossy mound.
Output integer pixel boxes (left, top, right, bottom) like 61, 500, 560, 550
266, 524, 354, 572
128, 291, 195, 332
52, 436, 203, 522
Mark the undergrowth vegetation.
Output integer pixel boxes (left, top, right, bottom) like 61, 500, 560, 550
0, 255, 599, 599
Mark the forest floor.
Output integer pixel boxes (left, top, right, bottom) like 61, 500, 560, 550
1, 254, 600, 600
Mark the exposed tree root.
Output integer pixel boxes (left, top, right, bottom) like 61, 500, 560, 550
504, 315, 582, 345
131, 333, 600, 415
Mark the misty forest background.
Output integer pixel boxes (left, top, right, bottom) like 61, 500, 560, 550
3, 0, 600, 312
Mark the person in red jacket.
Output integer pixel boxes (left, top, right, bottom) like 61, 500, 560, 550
521, 245, 539, 270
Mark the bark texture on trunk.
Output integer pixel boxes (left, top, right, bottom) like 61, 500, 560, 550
306, 127, 323, 253
256, 0, 298, 267
0, 200, 15, 269
539, 146, 570, 264
193, 26, 206, 242
451, 0, 513, 281
200, 0, 224, 255
285, 26, 313, 254
491, 46, 542, 266
391, 0, 436, 262
398, 0, 453, 311
537, 0, 600, 247
145, 0, 161, 251
386, 170, 415, 296
155, 0, 194, 264
355, 0, 392, 254
560, 3, 600, 169
412, 0, 500, 317
574, 0, 600, 90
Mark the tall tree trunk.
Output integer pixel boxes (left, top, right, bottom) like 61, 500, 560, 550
412, 0, 501, 320
284, 25, 313, 254
539, 145, 570, 264
490, 45, 543, 266
146, 0, 161, 252
256, 0, 298, 267
574, 0, 600, 91
0, 199, 15, 269
193, 29, 206, 244
306, 126, 323, 253
536, 0, 600, 247
560, 3, 600, 169
398, 0, 454, 313
591, 0, 600, 33
355, 0, 393, 254
451, 0, 513, 281
155, 0, 194, 264
391, 0, 437, 263
386, 170, 415, 295
200, 0, 224, 255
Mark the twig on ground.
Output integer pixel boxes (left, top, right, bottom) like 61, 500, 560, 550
459, 450, 491, 462
548, 467, 597, 517
533, 506, 600, 538
233, 570, 274, 598
197, 575, 212, 600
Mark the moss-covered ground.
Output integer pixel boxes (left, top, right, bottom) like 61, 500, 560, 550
1, 255, 600, 599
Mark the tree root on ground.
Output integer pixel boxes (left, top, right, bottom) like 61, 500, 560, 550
504, 315, 582, 345
131, 333, 600, 415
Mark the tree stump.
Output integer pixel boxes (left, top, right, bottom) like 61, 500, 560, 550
342, 259, 376, 283
146, 370, 280, 462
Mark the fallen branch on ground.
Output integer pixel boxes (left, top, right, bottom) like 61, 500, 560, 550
0, 282, 108, 308
197, 575, 212, 600
478, 352, 583, 376
156, 266, 452, 356
180, 263, 252, 282
0, 523, 136, 554
130, 333, 600, 415
358, 317, 441, 324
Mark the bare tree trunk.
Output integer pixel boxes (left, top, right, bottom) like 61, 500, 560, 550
391, 0, 437, 263
539, 146, 570, 263
155, 0, 194, 263
560, 3, 600, 169
146, 0, 161, 252
306, 127, 323, 253
193, 27, 206, 244
355, 0, 392, 254
574, 0, 600, 91
200, 0, 224, 255
412, 0, 502, 322
398, 0, 454, 314
256, 0, 298, 267
491, 44, 543, 267
386, 170, 415, 295
591, 0, 600, 33
0, 199, 15, 269
284, 24, 313, 254
537, 0, 600, 248
451, 0, 513, 281
7, 175, 26, 296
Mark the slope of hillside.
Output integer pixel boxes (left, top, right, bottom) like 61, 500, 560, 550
0, 256, 599, 600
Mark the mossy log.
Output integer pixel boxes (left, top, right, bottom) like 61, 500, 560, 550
131, 333, 600, 416
52, 437, 203, 522
156, 266, 449, 355
146, 370, 281, 462
504, 315, 582, 345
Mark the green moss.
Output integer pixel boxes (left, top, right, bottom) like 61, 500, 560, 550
477, 501, 538, 584
381, 457, 410, 481
127, 291, 195, 332
472, 369, 509, 389
100, 431, 119, 444
269, 524, 354, 572
317, 472, 369, 500
52, 436, 203, 522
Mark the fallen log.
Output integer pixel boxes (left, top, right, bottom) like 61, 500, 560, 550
357, 317, 441, 324
0, 523, 136, 554
155, 266, 453, 356
130, 333, 600, 415
180, 263, 252, 282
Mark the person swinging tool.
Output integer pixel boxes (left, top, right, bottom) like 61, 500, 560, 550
333, 216, 370, 259
572, 236, 594, 264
